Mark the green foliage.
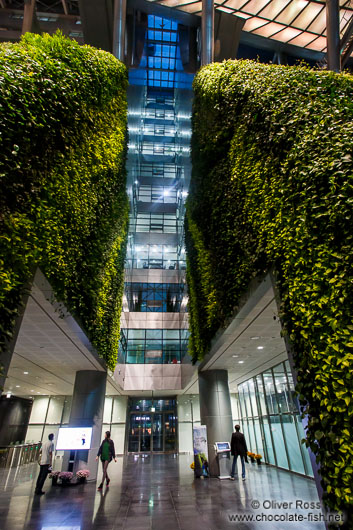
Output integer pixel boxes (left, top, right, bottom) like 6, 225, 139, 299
0, 31, 129, 370
187, 60, 353, 514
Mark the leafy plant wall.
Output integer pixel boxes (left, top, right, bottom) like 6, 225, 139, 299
0, 32, 129, 371
186, 60, 353, 513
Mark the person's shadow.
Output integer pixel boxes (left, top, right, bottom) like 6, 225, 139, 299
25, 490, 53, 529
92, 487, 111, 527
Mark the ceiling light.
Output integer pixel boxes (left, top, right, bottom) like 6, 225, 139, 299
257, 346, 264, 350
16, 385, 20, 388
250, 336, 260, 340
238, 361, 244, 364
232, 355, 239, 358
23, 371, 29, 374
30, 390, 34, 392
164, 190, 170, 196
6, 392, 11, 398
37, 392, 40, 394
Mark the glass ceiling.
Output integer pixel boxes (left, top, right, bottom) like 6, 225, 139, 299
146, 0, 353, 53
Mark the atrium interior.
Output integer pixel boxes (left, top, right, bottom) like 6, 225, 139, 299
0, 0, 352, 529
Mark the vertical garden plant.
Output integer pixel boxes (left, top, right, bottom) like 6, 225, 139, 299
0, 31, 129, 370
187, 60, 353, 514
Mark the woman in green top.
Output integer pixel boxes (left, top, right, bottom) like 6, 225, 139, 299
96, 431, 116, 490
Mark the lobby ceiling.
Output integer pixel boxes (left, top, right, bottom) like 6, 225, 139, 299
4, 270, 122, 399
183, 275, 288, 395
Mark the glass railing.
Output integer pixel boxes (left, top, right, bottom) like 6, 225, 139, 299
125, 259, 186, 270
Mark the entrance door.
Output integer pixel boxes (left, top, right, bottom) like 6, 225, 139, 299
152, 413, 163, 451
128, 414, 140, 452
140, 414, 151, 452
164, 412, 177, 451
127, 411, 176, 452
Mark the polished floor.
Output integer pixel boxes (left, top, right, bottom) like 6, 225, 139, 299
0, 454, 325, 529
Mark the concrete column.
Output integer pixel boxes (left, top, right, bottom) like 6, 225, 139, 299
326, 0, 340, 72
113, 0, 127, 62
199, 369, 233, 476
201, 0, 214, 65
63, 370, 107, 481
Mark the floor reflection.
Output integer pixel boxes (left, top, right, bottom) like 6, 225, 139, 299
0, 454, 325, 530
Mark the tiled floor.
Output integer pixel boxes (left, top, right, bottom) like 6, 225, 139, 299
0, 454, 326, 529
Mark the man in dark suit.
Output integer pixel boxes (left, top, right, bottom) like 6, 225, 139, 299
230, 424, 248, 481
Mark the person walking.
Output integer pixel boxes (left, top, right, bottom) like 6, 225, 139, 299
230, 425, 248, 481
96, 431, 116, 490
35, 433, 54, 495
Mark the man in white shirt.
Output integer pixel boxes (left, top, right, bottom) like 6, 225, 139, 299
35, 433, 54, 495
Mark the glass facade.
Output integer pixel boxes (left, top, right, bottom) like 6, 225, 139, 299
125, 282, 186, 312
119, 329, 189, 364
126, 244, 186, 270
237, 360, 313, 477
129, 15, 194, 89
122, 12, 192, 366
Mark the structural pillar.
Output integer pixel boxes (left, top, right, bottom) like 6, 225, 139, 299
199, 369, 233, 477
201, 0, 214, 65
326, 0, 340, 72
63, 370, 107, 481
113, 0, 127, 63
22, 0, 36, 34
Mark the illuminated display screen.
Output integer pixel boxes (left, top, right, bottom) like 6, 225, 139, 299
56, 427, 93, 450
216, 442, 230, 452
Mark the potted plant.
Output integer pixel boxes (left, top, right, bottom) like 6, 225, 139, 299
58, 471, 73, 485
247, 451, 256, 463
254, 454, 262, 465
76, 469, 90, 484
49, 470, 60, 485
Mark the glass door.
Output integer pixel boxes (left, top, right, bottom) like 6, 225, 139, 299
140, 414, 151, 452
128, 414, 151, 452
128, 414, 140, 452
127, 398, 178, 453
164, 412, 177, 451
152, 413, 163, 451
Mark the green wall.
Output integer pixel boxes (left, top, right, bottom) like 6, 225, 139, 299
0, 32, 129, 371
186, 60, 353, 513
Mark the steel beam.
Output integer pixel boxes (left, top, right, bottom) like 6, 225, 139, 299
326, 0, 340, 72
201, 0, 214, 65
61, 0, 68, 15
340, 16, 353, 51
340, 15, 353, 69
341, 36, 353, 68
113, 0, 126, 62
22, 0, 36, 34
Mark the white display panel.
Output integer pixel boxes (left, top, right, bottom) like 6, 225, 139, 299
216, 442, 231, 452
56, 427, 93, 450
